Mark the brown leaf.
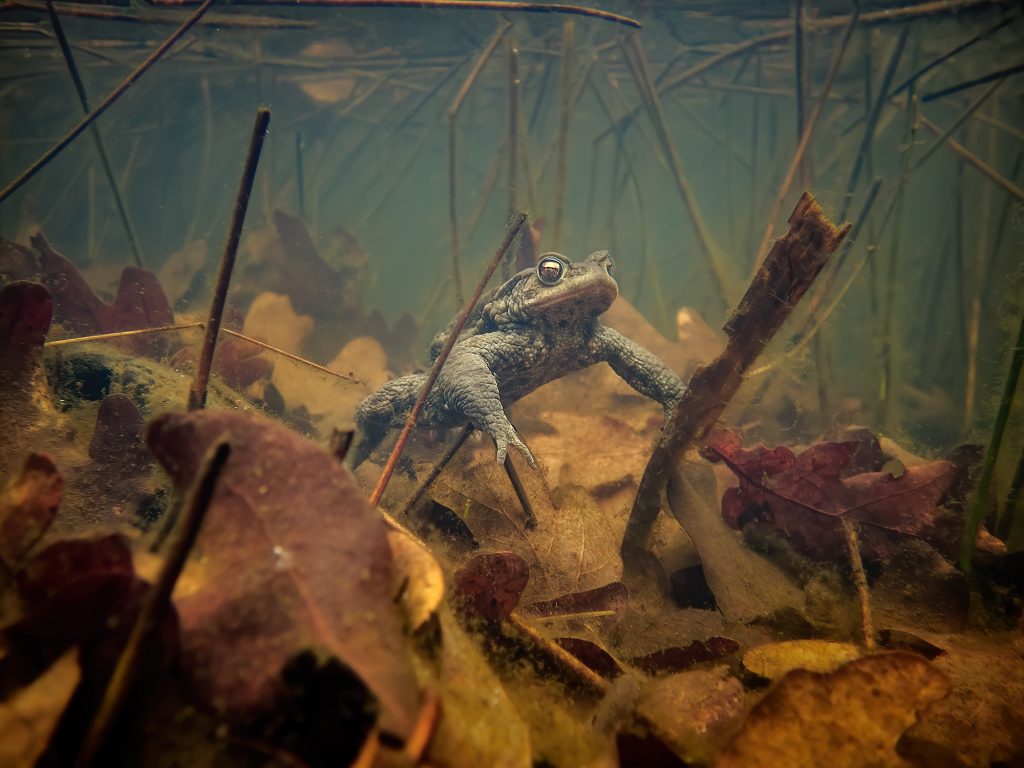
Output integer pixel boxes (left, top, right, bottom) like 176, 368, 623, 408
0, 454, 62, 572
629, 638, 740, 676
387, 528, 444, 631
740, 640, 862, 682
453, 552, 529, 623
520, 582, 627, 623
146, 410, 419, 735
0, 649, 80, 768
717, 653, 951, 767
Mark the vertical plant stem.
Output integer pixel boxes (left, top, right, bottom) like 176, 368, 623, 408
398, 425, 474, 517
552, 20, 574, 251
448, 22, 512, 307
188, 106, 270, 411
295, 129, 305, 219
794, 0, 807, 150
74, 441, 231, 768
752, 2, 860, 271
878, 94, 918, 431
46, 0, 145, 268
0, 0, 217, 205
840, 519, 875, 650
622, 33, 734, 309
370, 213, 527, 508
960, 307, 1024, 573
505, 37, 520, 280
503, 456, 537, 528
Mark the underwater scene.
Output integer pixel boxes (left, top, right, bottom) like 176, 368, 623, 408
1, 0, 1023, 765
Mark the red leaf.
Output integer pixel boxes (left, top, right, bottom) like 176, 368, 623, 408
146, 410, 419, 735
554, 637, 623, 679
704, 431, 960, 561
0, 454, 62, 570
520, 582, 627, 622
629, 637, 740, 675
88, 394, 150, 473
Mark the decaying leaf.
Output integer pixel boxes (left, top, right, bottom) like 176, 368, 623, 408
387, 527, 444, 631
521, 582, 628, 625
741, 640, 862, 682
704, 430, 963, 561
0, 453, 62, 573
0, 649, 80, 768
242, 291, 314, 354
453, 552, 529, 623
146, 410, 419, 736
88, 394, 150, 473
554, 637, 624, 679
717, 653, 951, 767
630, 637, 740, 676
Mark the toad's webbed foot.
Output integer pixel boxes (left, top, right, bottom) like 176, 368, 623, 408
491, 421, 536, 468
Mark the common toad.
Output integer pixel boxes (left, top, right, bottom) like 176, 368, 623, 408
351, 251, 686, 468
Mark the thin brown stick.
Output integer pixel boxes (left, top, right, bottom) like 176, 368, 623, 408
752, 2, 860, 271
916, 114, 1024, 203
222, 329, 361, 384
449, 22, 511, 307
403, 687, 440, 763
74, 440, 231, 768
44, 322, 203, 348
911, 80, 1003, 172
552, 20, 574, 251
503, 456, 537, 528
840, 519, 875, 650
189, 106, 270, 411
8, 0, 308, 27
0, 0, 217, 205
369, 213, 527, 508
507, 36, 520, 224
149, 0, 641, 26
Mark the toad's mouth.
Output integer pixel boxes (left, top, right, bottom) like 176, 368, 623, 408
531, 279, 618, 312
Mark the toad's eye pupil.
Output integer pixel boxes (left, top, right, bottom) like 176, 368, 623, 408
606, 259, 614, 274
537, 258, 565, 285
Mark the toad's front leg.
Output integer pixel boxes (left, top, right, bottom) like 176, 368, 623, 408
592, 325, 687, 411
437, 343, 537, 467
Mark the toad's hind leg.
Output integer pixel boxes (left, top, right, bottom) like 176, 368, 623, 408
349, 373, 428, 469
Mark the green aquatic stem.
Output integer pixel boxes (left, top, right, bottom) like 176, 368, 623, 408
959, 307, 1024, 573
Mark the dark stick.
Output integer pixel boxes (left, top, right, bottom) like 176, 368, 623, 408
505, 37, 520, 281
1000, 446, 1024, 541
917, 113, 1024, 202
922, 62, 1024, 103
188, 106, 270, 411
912, 80, 1003, 172
9, 0, 305, 27
397, 425, 474, 516
75, 441, 231, 768
370, 213, 527, 508
891, 14, 1013, 96
503, 456, 537, 528
295, 129, 305, 219
552, 20, 574, 251
45, 0, 145, 268
840, 24, 908, 221
0, 0, 217, 205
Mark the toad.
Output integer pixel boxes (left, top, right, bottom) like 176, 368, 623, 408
350, 251, 686, 468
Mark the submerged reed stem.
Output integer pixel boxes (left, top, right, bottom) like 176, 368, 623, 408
188, 106, 270, 411
370, 213, 527, 508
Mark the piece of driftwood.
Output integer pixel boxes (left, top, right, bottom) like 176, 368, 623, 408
622, 192, 850, 558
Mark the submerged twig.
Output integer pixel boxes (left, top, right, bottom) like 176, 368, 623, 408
840, 519, 875, 650
221, 329, 361, 384
188, 106, 270, 411
959, 305, 1024, 574
922, 62, 1024, 102
448, 22, 511, 307
75, 441, 231, 768
45, 0, 145, 268
916, 113, 1024, 203
369, 213, 527, 508
398, 425, 474, 517
0, 0, 217, 205
623, 193, 850, 556
44, 322, 203, 348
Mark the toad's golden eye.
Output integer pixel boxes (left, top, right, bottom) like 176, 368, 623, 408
606, 257, 614, 275
537, 256, 567, 286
